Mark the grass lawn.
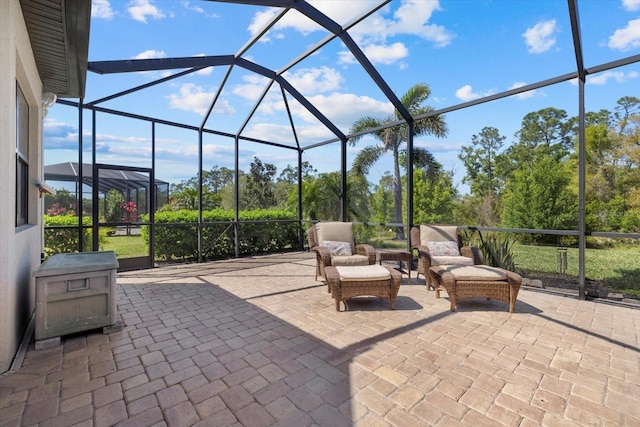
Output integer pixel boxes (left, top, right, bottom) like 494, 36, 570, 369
101, 234, 147, 258
512, 243, 640, 297
102, 227, 640, 298
367, 227, 640, 297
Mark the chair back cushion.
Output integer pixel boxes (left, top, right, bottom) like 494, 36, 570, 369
420, 225, 459, 245
315, 222, 355, 252
420, 225, 461, 257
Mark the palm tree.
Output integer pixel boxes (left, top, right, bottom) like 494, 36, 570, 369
349, 83, 448, 239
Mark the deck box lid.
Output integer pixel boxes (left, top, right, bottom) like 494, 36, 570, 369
33, 251, 119, 277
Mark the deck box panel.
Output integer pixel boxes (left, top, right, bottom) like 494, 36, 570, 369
33, 251, 119, 341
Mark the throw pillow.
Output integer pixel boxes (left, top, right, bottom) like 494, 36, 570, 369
427, 241, 460, 256
320, 240, 352, 256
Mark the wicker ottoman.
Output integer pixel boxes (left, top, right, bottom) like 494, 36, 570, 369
325, 265, 401, 311
429, 265, 521, 312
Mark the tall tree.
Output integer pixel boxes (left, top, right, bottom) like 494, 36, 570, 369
349, 83, 448, 239
300, 172, 371, 221
501, 156, 577, 241
169, 166, 233, 210
458, 126, 507, 225
277, 161, 316, 185
614, 96, 640, 134
410, 168, 457, 225
371, 172, 394, 224
243, 157, 277, 210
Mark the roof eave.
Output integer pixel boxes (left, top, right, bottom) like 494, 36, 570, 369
20, 0, 91, 98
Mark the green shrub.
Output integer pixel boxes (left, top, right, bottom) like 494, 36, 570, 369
44, 215, 92, 257
464, 230, 517, 271
353, 224, 375, 245
141, 209, 298, 261
43, 215, 110, 257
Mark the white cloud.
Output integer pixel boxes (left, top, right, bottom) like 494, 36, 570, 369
338, 42, 409, 66
338, 50, 356, 65
242, 123, 305, 144
131, 50, 171, 78
291, 92, 393, 128
192, 54, 213, 76
455, 85, 494, 102
623, 0, 640, 11
233, 75, 272, 101
92, 0, 115, 19
509, 82, 536, 100
167, 83, 236, 115
43, 119, 79, 150
248, 8, 282, 41
523, 19, 557, 53
247, 0, 452, 66
133, 49, 166, 60
608, 19, 640, 50
194, 67, 213, 76
181, 1, 203, 14
361, 42, 409, 65
128, 0, 166, 23
587, 70, 639, 85
282, 67, 343, 94
230, 69, 346, 113
385, 0, 452, 47
251, 1, 379, 38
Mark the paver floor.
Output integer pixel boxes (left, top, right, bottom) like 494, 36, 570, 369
1, 251, 639, 426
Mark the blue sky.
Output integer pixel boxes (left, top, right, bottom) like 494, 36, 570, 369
44, 0, 640, 194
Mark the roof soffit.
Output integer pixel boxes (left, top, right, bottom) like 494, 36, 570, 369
20, 0, 91, 98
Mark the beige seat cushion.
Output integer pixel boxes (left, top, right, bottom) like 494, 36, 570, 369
335, 265, 391, 281
438, 265, 507, 281
431, 255, 475, 267
331, 255, 370, 267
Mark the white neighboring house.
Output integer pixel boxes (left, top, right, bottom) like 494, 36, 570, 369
0, 0, 90, 374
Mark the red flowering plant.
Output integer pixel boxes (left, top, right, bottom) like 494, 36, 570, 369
121, 201, 137, 222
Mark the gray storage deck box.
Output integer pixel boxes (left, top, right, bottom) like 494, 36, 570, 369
33, 251, 119, 345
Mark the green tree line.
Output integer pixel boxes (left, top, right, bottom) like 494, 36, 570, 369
46, 85, 639, 242
163, 93, 639, 242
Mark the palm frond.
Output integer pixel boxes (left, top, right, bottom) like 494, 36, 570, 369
349, 116, 384, 145
351, 145, 383, 176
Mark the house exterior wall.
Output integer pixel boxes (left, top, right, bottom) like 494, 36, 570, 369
0, 0, 45, 373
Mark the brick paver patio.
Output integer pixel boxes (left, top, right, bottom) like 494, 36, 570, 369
1, 251, 639, 426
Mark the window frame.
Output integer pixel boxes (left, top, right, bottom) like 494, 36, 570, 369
16, 83, 29, 227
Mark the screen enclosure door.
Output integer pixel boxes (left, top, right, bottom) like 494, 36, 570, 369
93, 164, 154, 271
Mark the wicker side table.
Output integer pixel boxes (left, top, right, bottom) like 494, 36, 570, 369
377, 249, 413, 283
429, 265, 522, 313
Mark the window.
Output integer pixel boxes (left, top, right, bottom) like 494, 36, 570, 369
16, 83, 29, 226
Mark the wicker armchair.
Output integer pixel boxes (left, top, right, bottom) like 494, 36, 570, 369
410, 225, 484, 290
307, 222, 376, 281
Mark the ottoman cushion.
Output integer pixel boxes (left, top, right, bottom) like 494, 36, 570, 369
332, 255, 370, 267
431, 256, 475, 267
335, 265, 391, 281
438, 265, 507, 281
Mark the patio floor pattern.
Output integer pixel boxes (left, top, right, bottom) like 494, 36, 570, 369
1, 251, 639, 426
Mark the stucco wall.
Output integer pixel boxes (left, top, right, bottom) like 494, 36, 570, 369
0, 0, 44, 373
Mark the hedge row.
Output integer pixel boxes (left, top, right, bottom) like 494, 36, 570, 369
43, 215, 93, 257
141, 209, 299, 261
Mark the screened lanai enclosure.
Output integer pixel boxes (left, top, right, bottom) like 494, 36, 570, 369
44, 162, 169, 219
42, 0, 640, 301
